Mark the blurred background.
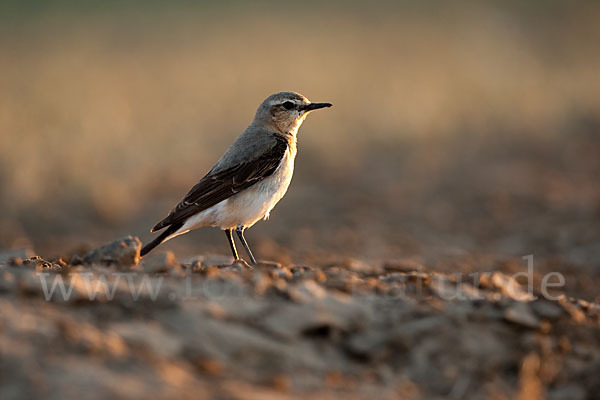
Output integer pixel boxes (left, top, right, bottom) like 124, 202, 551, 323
1, 0, 599, 298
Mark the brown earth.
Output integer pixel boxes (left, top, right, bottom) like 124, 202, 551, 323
0, 239, 598, 400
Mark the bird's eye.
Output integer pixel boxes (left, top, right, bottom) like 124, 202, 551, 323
282, 101, 294, 110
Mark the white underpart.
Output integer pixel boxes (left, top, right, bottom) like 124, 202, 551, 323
165, 142, 297, 242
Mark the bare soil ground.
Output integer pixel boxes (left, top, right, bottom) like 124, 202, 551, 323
1, 239, 598, 400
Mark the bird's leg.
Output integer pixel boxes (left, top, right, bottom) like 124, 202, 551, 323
236, 226, 257, 265
225, 229, 239, 260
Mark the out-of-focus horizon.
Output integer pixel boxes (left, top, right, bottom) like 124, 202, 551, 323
1, 1, 599, 298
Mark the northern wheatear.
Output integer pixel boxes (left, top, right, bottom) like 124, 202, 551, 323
141, 91, 332, 264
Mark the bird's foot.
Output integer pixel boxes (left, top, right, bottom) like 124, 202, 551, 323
231, 259, 254, 270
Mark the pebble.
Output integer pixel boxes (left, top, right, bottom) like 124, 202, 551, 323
82, 236, 141, 268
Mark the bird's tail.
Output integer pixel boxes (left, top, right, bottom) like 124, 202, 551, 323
140, 223, 183, 257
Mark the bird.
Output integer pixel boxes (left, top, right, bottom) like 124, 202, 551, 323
140, 91, 332, 264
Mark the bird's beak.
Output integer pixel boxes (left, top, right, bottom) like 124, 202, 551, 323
302, 102, 332, 112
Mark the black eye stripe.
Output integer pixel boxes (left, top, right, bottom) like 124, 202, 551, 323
282, 101, 294, 110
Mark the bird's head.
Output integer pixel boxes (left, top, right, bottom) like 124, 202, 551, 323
253, 91, 332, 135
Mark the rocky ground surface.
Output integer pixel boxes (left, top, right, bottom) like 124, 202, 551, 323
1, 237, 599, 400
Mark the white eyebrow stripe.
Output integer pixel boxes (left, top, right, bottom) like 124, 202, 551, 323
269, 99, 305, 107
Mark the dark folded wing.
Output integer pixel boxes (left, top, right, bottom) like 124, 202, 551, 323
151, 137, 288, 232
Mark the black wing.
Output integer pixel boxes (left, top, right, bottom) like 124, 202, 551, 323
151, 137, 288, 232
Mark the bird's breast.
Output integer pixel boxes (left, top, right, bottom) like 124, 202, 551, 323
221, 143, 296, 228
250, 142, 296, 209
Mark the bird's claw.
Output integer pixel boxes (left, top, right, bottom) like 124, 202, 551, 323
231, 259, 254, 269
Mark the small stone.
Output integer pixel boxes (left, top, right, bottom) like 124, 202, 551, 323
341, 258, 383, 275
383, 259, 425, 273
485, 272, 535, 301
189, 259, 204, 272
504, 302, 540, 329
17, 256, 58, 272
429, 277, 484, 301
288, 280, 327, 303
530, 299, 564, 321
82, 236, 141, 268
269, 267, 292, 280
558, 298, 587, 323
55, 258, 68, 268
22, 256, 45, 267
256, 260, 282, 269
8, 257, 23, 266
